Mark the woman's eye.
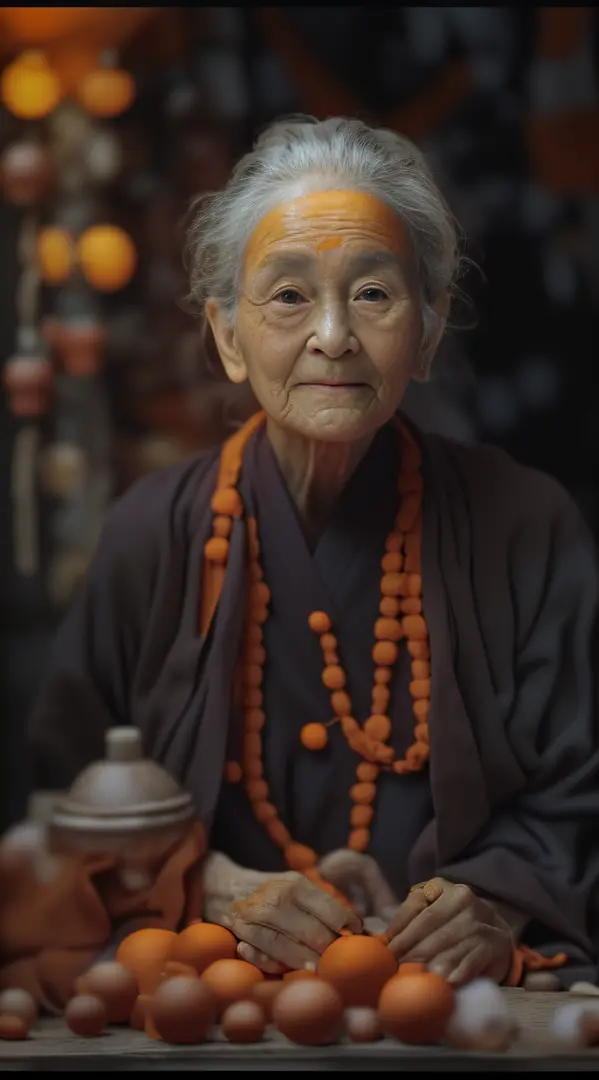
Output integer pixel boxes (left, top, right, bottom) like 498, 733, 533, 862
357, 286, 389, 302
273, 288, 305, 305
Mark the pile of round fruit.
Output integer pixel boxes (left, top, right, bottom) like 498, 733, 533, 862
0, 924, 592, 1052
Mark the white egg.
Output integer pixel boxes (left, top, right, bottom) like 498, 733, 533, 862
550, 1002, 599, 1047
445, 979, 511, 1051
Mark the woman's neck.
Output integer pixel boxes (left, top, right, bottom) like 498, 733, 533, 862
266, 418, 375, 544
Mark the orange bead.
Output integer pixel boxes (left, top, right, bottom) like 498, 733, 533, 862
244, 733, 261, 757
320, 633, 337, 651
379, 597, 400, 618
374, 668, 392, 685
250, 563, 263, 583
350, 804, 374, 827
372, 641, 398, 666
253, 801, 277, 823
224, 761, 242, 784
245, 645, 266, 666
246, 779, 268, 802
251, 606, 269, 625
331, 690, 352, 715
381, 573, 403, 597
243, 759, 263, 779
405, 533, 420, 558
374, 617, 403, 641
406, 743, 429, 769
413, 700, 430, 722
395, 494, 420, 531
245, 709, 265, 732
381, 552, 403, 573
403, 615, 428, 641
211, 488, 243, 517
356, 762, 379, 782
341, 716, 359, 735
323, 650, 339, 667
213, 515, 232, 538
409, 679, 431, 700
244, 688, 263, 708
267, 819, 291, 847
244, 664, 263, 688
247, 625, 263, 645
411, 661, 430, 680
205, 536, 229, 564
406, 574, 422, 597
309, 611, 332, 634
401, 597, 422, 615
385, 533, 403, 553
414, 723, 429, 745
372, 686, 390, 711
322, 665, 346, 690
364, 715, 391, 741
285, 843, 318, 871
405, 553, 421, 573
349, 782, 377, 804
250, 582, 270, 607
348, 828, 369, 852
407, 641, 430, 661
393, 760, 409, 775
300, 723, 328, 751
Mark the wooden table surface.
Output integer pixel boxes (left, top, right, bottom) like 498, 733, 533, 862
2, 989, 599, 1071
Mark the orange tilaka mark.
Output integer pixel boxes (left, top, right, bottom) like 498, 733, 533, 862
243, 189, 409, 272
316, 236, 342, 251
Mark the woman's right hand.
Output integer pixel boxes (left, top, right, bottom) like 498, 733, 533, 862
202, 852, 362, 974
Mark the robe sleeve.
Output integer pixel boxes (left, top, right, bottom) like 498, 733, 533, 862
439, 486, 599, 986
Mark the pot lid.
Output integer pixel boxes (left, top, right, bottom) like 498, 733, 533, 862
50, 726, 195, 833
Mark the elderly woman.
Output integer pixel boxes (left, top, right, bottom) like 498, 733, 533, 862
2, 116, 599, 1006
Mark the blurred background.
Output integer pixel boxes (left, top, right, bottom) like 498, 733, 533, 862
0, 6, 597, 833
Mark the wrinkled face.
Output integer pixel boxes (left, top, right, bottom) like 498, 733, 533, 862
206, 189, 436, 443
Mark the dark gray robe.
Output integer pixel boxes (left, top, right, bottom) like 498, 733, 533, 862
28, 414, 599, 985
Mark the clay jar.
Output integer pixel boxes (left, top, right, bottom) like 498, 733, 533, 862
48, 727, 195, 883
43, 317, 106, 378
0, 140, 55, 205
2, 354, 53, 417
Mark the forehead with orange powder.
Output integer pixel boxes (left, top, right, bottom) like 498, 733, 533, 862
243, 189, 411, 275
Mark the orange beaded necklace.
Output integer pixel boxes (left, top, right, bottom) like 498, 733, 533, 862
201, 410, 431, 901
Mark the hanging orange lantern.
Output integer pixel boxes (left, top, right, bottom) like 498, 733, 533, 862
1, 51, 62, 120
76, 65, 136, 118
77, 224, 137, 292
36, 227, 74, 285
3, 354, 53, 417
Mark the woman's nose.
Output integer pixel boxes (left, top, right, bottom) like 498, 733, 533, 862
308, 303, 358, 357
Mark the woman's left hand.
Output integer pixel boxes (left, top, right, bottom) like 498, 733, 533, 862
386, 878, 514, 986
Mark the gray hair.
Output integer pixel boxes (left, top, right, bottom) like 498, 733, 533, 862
185, 115, 464, 346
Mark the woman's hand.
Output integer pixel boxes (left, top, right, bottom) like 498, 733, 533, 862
202, 852, 362, 974
386, 878, 514, 986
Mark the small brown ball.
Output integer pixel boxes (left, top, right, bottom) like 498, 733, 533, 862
221, 999, 266, 1043
0, 1015, 29, 1040
75, 962, 138, 1023
65, 994, 107, 1037
151, 976, 217, 1044
250, 979, 284, 1021
0, 989, 37, 1025
344, 1006, 382, 1043
378, 973, 455, 1044
272, 977, 344, 1046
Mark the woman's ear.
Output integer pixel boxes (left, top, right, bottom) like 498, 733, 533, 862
204, 299, 248, 383
411, 293, 450, 384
